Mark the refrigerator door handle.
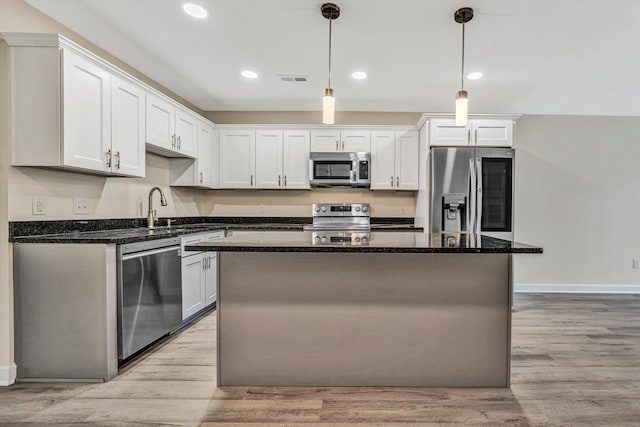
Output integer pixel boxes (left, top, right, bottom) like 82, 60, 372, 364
476, 157, 483, 235
468, 158, 476, 234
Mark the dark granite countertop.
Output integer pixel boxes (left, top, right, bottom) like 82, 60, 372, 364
185, 231, 543, 254
9, 217, 419, 244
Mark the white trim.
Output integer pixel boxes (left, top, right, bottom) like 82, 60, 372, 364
214, 124, 416, 130
0, 363, 17, 386
515, 283, 640, 294
415, 113, 522, 129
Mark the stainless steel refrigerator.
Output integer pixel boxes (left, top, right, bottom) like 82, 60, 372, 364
430, 147, 515, 240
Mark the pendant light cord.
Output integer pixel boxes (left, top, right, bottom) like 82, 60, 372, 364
328, 14, 333, 88
461, 21, 465, 92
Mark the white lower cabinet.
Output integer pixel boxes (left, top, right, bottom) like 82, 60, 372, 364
180, 231, 223, 320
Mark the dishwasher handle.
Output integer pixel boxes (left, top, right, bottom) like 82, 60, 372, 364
121, 245, 180, 261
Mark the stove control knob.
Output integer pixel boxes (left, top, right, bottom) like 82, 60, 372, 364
314, 206, 321, 212
321, 236, 328, 243
321, 206, 327, 212
355, 206, 361, 212
361, 236, 369, 244
362, 205, 369, 212
355, 237, 361, 243
315, 236, 321, 243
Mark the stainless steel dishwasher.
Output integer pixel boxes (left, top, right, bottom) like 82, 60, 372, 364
117, 237, 182, 361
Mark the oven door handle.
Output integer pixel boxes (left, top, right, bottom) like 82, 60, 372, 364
121, 245, 180, 261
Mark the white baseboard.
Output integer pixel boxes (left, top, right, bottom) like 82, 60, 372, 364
515, 283, 640, 294
0, 363, 17, 386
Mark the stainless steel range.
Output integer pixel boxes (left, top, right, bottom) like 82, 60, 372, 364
304, 203, 371, 245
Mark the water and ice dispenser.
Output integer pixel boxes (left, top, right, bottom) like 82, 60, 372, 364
442, 193, 466, 232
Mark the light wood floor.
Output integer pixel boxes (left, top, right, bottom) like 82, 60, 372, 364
1, 293, 639, 426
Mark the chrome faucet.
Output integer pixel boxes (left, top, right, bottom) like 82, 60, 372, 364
147, 186, 168, 229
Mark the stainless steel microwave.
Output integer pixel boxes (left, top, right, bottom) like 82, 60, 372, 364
309, 152, 371, 188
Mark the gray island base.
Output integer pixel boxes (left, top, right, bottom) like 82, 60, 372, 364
186, 231, 542, 388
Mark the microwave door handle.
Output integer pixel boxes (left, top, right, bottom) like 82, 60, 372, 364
476, 157, 483, 235
468, 158, 476, 234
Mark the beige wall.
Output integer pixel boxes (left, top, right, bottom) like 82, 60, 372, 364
513, 115, 640, 285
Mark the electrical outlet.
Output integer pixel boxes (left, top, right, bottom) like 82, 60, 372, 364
259, 205, 266, 214
73, 198, 89, 215
633, 259, 640, 270
32, 197, 46, 215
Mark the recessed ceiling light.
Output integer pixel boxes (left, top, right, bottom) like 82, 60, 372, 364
351, 71, 367, 80
241, 70, 258, 79
467, 72, 483, 80
182, 3, 208, 19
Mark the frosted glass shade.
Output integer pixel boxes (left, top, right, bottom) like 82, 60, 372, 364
455, 90, 468, 126
323, 88, 335, 125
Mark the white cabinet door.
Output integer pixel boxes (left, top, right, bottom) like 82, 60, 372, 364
342, 130, 371, 152
472, 120, 514, 147
371, 130, 396, 190
219, 129, 256, 188
110, 75, 145, 177
196, 122, 213, 187
204, 253, 217, 306
181, 253, 205, 320
429, 119, 470, 146
210, 130, 220, 188
395, 130, 419, 190
175, 109, 197, 157
62, 49, 111, 171
146, 93, 175, 151
283, 130, 310, 189
310, 129, 341, 152
255, 130, 283, 189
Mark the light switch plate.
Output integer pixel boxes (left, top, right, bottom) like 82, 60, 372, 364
32, 197, 46, 215
73, 198, 89, 215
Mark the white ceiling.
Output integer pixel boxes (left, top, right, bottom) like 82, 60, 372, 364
24, 0, 640, 116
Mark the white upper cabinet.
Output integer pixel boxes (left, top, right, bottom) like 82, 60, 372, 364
395, 130, 419, 189
62, 49, 111, 172
169, 120, 218, 188
6, 36, 144, 177
429, 118, 514, 147
310, 129, 370, 152
255, 130, 284, 189
282, 130, 310, 189
175, 109, 197, 157
371, 130, 419, 190
146, 93, 196, 158
472, 120, 514, 146
219, 129, 256, 188
110, 75, 145, 177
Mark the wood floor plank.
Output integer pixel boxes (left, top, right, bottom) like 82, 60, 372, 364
1, 293, 639, 425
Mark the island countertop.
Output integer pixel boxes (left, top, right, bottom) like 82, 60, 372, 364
185, 231, 542, 254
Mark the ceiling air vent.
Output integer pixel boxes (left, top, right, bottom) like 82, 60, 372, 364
279, 75, 308, 82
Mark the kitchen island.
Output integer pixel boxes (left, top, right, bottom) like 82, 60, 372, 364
186, 231, 541, 388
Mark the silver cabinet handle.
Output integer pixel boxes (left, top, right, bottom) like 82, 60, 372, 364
397, 176, 399, 187
105, 149, 112, 168
278, 175, 281, 187
467, 129, 471, 145
115, 151, 121, 169
177, 136, 181, 150
250, 174, 253, 187
172, 134, 176, 149
284, 175, 287, 187
203, 258, 206, 271
342, 141, 345, 151
391, 176, 394, 187
475, 129, 478, 144
209, 256, 212, 269
336, 141, 339, 151
200, 171, 203, 183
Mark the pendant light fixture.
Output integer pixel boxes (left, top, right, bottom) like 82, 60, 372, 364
321, 3, 339, 124
454, 7, 474, 126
